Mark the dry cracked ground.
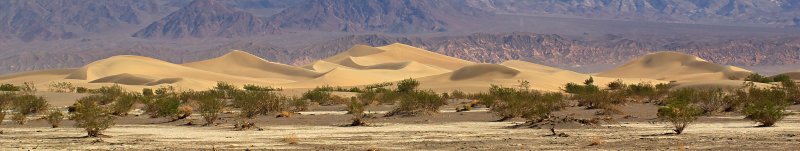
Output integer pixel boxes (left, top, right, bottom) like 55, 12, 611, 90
1, 104, 800, 150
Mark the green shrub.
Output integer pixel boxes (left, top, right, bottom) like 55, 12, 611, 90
0, 83, 19, 91
19, 82, 36, 94
72, 96, 116, 137
489, 85, 566, 121
232, 91, 289, 118
142, 88, 154, 96
45, 109, 64, 128
450, 90, 467, 99
347, 99, 368, 126
606, 79, 626, 90
364, 82, 393, 90
563, 82, 600, 95
396, 78, 420, 93
288, 97, 309, 112
192, 91, 225, 126
745, 73, 772, 83
385, 90, 445, 117
657, 88, 703, 134
301, 89, 332, 105
243, 84, 282, 91
13, 94, 48, 115
88, 85, 126, 105
111, 93, 142, 116
76, 87, 88, 93
742, 87, 791, 127
147, 95, 183, 119
48, 81, 75, 93
578, 90, 625, 114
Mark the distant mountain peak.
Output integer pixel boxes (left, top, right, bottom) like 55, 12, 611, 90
132, 0, 278, 39
268, 0, 491, 33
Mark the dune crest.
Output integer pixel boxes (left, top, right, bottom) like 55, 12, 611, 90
183, 50, 323, 80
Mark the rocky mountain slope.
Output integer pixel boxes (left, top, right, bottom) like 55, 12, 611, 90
132, 0, 278, 39
268, 0, 491, 33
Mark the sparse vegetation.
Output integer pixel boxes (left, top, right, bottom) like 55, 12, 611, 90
488, 85, 566, 121
48, 81, 75, 93
657, 88, 703, 134
606, 79, 626, 90
695, 89, 726, 115
45, 109, 64, 128
243, 84, 282, 91
347, 99, 368, 126
385, 90, 445, 117
301, 88, 333, 105
194, 91, 225, 126
396, 78, 420, 93
741, 87, 791, 127
232, 90, 290, 118
72, 96, 116, 137
11, 94, 48, 124
0, 83, 20, 91
0, 92, 14, 124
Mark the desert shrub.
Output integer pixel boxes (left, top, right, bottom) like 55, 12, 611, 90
75, 87, 88, 93
142, 88, 154, 97
45, 109, 64, 128
243, 84, 282, 91
232, 91, 289, 118
773, 74, 792, 83
657, 88, 703, 134
450, 90, 467, 99
364, 82, 393, 90
148, 95, 183, 120
193, 91, 225, 126
288, 97, 308, 112
176, 105, 193, 120
606, 79, 626, 90
745, 73, 771, 83
578, 90, 626, 115
564, 77, 600, 95
347, 99, 368, 126
357, 90, 400, 105
396, 78, 420, 93
695, 89, 726, 115
48, 81, 75, 93
88, 85, 126, 105
111, 92, 142, 116
13, 94, 48, 116
12, 113, 26, 124
72, 96, 116, 137
18, 82, 37, 94
489, 85, 566, 121
0, 83, 20, 91
742, 87, 791, 127
0, 92, 14, 124
385, 90, 445, 117
301, 89, 333, 105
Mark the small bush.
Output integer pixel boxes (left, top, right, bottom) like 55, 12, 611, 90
396, 78, 420, 93
347, 99, 368, 126
232, 91, 289, 118
111, 93, 142, 116
76, 87, 88, 93
45, 109, 64, 128
0, 83, 20, 91
72, 96, 116, 137
745, 73, 772, 83
695, 89, 726, 115
489, 85, 566, 121
742, 87, 791, 127
578, 90, 625, 115
0, 93, 14, 124
385, 90, 445, 117
302, 89, 333, 105
148, 95, 183, 120
243, 84, 282, 91
48, 81, 75, 93
657, 88, 703, 134
606, 79, 626, 90
195, 92, 225, 126
142, 88, 154, 97
13, 94, 49, 116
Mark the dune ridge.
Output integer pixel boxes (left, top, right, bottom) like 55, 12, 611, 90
0, 44, 769, 93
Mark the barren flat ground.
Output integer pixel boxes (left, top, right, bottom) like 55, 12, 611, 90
2, 103, 799, 150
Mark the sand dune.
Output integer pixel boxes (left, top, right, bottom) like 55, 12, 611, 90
183, 50, 323, 81
0, 45, 776, 95
597, 51, 752, 81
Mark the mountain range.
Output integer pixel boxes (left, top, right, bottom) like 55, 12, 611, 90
0, 0, 799, 75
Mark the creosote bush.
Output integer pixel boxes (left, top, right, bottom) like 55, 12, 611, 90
488, 85, 566, 121
48, 81, 75, 93
301, 89, 333, 105
194, 91, 225, 126
657, 88, 702, 134
233, 90, 291, 118
72, 96, 116, 137
396, 78, 420, 93
695, 89, 726, 115
741, 87, 791, 127
0, 92, 14, 124
385, 90, 445, 117
11, 94, 49, 124
347, 99, 368, 126
45, 109, 64, 128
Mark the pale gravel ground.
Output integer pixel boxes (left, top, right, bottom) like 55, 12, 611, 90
1, 115, 799, 150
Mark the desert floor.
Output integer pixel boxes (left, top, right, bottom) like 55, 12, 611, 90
2, 103, 800, 150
